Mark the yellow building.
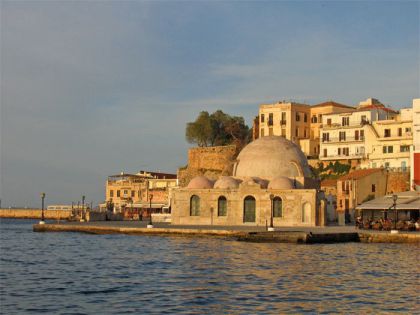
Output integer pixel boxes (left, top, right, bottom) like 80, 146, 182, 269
368, 109, 413, 170
319, 98, 399, 164
319, 98, 412, 170
255, 100, 354, 157
103, 171, 177, 213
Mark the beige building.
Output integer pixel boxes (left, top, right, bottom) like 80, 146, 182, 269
336, 168, 387, 225
171, 136, 326, 227
319, 98, 400, 166
103, 171, 177, 214
255, 100, 354, 158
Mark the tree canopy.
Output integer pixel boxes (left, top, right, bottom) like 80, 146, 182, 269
186, 110, 250, 147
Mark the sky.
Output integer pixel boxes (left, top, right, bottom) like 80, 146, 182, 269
0, 0, 419, 207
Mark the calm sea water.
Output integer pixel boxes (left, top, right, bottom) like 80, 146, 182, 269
0, 219, 418, 314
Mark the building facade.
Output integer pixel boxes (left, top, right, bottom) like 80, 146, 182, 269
336, 168, 387, 225
255, 100, 354, 158
103, 171, 177, 214
411, 98, 420, 190
171, 136, 326, 227
319, 98, 406, 168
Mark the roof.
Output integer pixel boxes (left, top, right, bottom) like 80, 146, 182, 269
108, 171, 177, 180
338, 168, 383, 181
321, 179, 337, 187
356, 104, 398, 114
356, 191, 420, 211
311, 101, 354, 110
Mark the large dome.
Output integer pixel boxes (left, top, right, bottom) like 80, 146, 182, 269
234, 136, 312, 179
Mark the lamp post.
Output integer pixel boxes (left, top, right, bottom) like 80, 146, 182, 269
268, 194, 275, 232
40, 192, 46, 224
81, 195, 85, 222
391, 194, 398, 233
147, 194, 153, 228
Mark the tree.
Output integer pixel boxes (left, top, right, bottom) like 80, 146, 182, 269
186, 110, 250, 147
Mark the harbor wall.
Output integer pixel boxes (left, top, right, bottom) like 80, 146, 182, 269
0, 208, 72, 220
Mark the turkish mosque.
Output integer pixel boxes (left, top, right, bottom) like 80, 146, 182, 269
171, 136, 327, 227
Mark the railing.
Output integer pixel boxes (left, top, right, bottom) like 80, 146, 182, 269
322, 136, 365, 143
321, 121, 368, 129
321, 153, 366, 160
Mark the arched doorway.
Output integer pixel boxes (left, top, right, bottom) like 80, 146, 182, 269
243, 196, 256, 223
302, 202, 311, 223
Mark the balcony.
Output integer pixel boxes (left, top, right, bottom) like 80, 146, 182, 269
321, 136, 365, 143
321, 122, 367, 130
280, 120, 287, 125
320, 153, 366, 160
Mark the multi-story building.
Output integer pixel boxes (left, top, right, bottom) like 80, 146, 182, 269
411, 98, 420, 190
319, 98, 399, 166
102, 170, 177, 214
256, 100, 354, 157
367, 108, 413, 170
336, 168, 387, 225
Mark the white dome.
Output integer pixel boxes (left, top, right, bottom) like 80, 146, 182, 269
214, 176, 240, 189
268, 176, 295, 190
234, 136, 312, 179
187, 176, 214, 189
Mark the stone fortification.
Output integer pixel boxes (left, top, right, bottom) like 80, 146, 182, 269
178, 145, 238, 187
0, 208, 72, 220
386, 172, 410, 193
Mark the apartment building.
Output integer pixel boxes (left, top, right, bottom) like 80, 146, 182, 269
368, 109, 413, 170
256, 100, 354, 157
319, 98, 399, 166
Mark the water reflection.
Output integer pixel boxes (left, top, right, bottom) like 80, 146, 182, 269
0, 219, 418, 314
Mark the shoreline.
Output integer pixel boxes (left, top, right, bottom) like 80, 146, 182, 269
32, 222, 420, 244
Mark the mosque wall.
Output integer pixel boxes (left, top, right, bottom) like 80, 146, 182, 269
171, 188, 319, 227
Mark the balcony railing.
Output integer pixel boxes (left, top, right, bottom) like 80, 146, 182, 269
321, 121, 369, 129
322, 136, 365, 143
320, 153, 366, 160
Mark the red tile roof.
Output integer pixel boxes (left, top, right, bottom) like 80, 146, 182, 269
338, 168, 383, 181
321, 179, 337, 187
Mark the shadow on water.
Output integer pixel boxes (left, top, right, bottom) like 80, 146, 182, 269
0, 219, 418, 314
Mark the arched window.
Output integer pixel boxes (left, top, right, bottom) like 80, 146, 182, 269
302, 202, 311, 223
273, 197, 283, 217
218, 196, 227, 216
243, 196, 256, 222
190, 195, 200, 216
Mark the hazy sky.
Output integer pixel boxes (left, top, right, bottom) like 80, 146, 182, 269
1, 1, 419, 207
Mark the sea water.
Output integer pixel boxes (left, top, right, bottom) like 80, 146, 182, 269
0, 219, 418, 314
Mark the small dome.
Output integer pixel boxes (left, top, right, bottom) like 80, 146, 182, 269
214, 176, 240, 189
187, 176, 214, 189
234, 136, 312, 179
240, 177, 268, 189
268, 176, 295, 190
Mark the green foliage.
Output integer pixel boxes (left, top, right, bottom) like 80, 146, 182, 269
186, 110, 250, 147
312, 161, 352, 180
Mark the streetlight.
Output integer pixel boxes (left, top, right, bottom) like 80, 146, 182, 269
80, 195, 85, 222
391, 194, 398, 233
147, 194, 153, 228
39, 192, 46, 224
268, 194, 275, 232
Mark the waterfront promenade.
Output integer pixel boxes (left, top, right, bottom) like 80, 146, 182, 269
33, 221, 420, 244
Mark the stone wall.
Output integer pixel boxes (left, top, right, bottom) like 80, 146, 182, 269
386, 172, 410, 194
0, 208, 72, 219
178, 145, 238, 187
